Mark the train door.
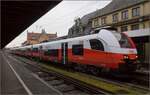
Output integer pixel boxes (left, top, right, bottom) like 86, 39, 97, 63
39, 45, 43, 60
61, 43, 68, 64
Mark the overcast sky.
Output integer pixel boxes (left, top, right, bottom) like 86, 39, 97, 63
6, 0, 111, 48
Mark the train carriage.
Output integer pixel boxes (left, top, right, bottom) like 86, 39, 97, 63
12, 28, 138, 73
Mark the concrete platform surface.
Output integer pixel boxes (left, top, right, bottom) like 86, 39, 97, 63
0, 50, 61, 95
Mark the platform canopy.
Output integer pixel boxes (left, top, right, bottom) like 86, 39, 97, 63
124, 28, 150, 37
1, 1, 61, 49
124, 28, 150, 43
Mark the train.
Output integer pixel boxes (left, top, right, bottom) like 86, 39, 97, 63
11, 28, 138, 74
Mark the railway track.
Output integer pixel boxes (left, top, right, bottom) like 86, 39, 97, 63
11, 55, 110, 95
12, 54, 150, 95
86, 73, 149, 92
131, 71, 149, 87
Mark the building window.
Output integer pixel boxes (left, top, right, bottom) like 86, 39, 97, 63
72, 44, 83, 55
121, 10, 128, 20
132, 7, 140, 17
112, 13, 118, 22
121, 26, 128, 32
89, 39, 104, 51
131, 24, 139, 30
94, 19, 98, 27
31, 36, 37, 40
101, 17, 107, 25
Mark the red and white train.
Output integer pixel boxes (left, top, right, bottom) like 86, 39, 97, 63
11, 28, 138, 74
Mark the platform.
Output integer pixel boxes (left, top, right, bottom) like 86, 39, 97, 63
0, 50, 61, 95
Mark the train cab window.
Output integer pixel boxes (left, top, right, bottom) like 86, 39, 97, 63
90, 39, 104, 51
72, 44, 83, 55
119, 33, 132, 48
111, 31, 132, 48
44, 49, 58, 57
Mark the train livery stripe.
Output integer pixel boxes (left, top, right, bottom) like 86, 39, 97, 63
17, 48, 137, 69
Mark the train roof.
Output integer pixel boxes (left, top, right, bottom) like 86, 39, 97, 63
32, 33, 99, 47
14, 29, 121, 49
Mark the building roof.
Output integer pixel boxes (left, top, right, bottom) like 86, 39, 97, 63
81, 11, 97, 25
27, 32, 57, 40
93, 0, 148, 18
48, 35, 68, 42
81, 0, 148, 25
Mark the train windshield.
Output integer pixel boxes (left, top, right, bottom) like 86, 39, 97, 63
112, 31, 132, 48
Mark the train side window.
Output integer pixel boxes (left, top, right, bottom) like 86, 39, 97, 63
32, 48, 38, 52
72, 44, 83, 55
44, 49, 58, 57
90, 39, 104, 51
39, 45, 43, 50
27, 48, 31, 51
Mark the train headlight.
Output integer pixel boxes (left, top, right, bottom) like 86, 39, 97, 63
136, 55, 138, 59
123, 55, 129, 59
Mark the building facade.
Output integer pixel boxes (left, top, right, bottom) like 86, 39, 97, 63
91, 0, 150, 65
68, 0, 150, 66
91, 0, 150, 32
22, 29, 57, 46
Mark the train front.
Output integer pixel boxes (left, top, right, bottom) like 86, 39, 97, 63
114, 32, 138, 73
99, 29, 138, 73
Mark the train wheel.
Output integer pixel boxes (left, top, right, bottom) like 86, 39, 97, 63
74, 64, 80, 72
89, 66, 100, 75
101, 68, 110, 75
74, 64, 86, 73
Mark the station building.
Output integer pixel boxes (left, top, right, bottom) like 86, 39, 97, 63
68, 0, 150, 67
22, 29, 57, 46
90, 0, 150, 66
